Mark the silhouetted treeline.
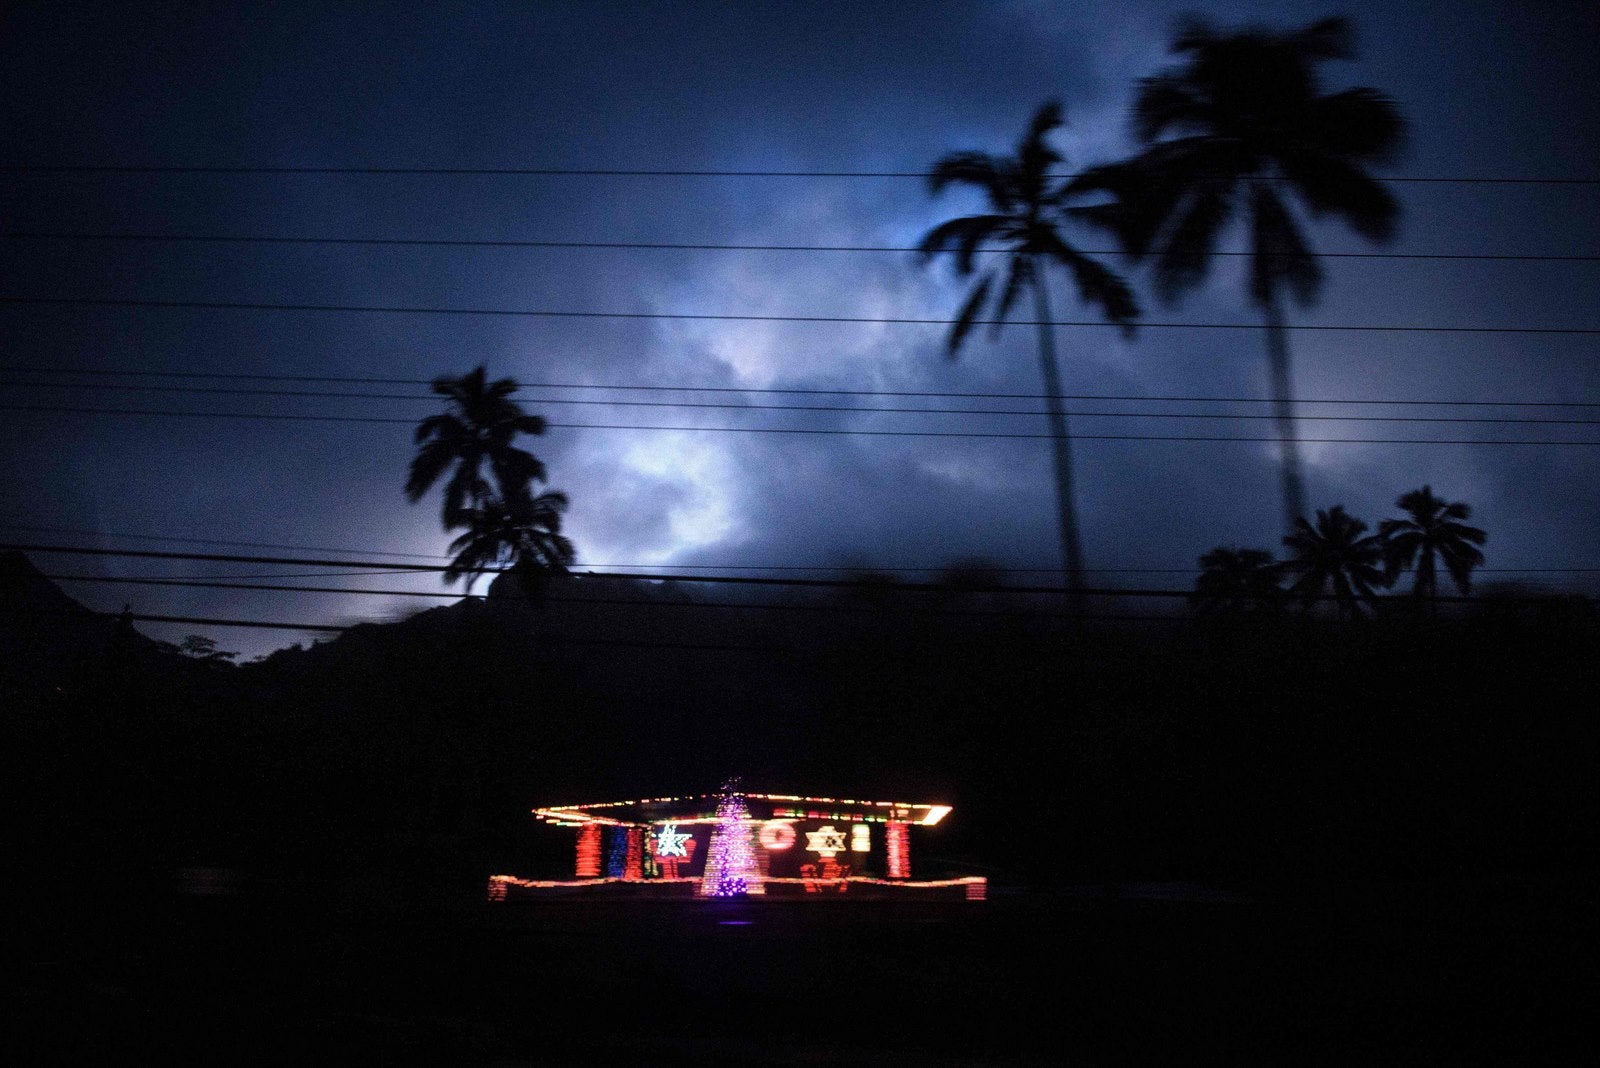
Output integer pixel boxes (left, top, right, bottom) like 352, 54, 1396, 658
8, 550, 1595, 930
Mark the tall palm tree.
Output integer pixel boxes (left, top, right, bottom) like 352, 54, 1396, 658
1191, 546, 1283, 616
1378, 485, 1486, 608
406, 366, 549, 528
1072, 16, 1404, 534
444, 491, 575, 597
1281, 505, 1388, 619
919, 101, 1139, 600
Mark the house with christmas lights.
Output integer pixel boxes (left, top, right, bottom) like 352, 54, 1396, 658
488, 789, 984, 900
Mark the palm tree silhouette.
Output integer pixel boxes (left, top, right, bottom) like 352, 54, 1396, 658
1072, 16, 1404, 534
919, 101, 1139, 601
1378, 485, 1486, 609
405, 366, 549, 528
444, 491, 575, 597
1191, 546, 1283, 616
1281, 505, 1389, 618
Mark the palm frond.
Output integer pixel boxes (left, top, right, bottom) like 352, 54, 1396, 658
1440, 521, 1487, 545
1068, 139, 1230, 261
442, 467, 491, 528
1042, 234, 1140, 333
404, 440, 455, 502
1170, 15, 1217, 54
490, 448, 548, 500
916, 214, 1010, 274
1133, 73, 1209, 142
1439, 541, 1486, 593
1151, 182, 1234, 304
947, 274, 994, 357
989, 258, 1030, 340
1017, 102, 1065, 198
1060, 162, 1151, 254
928, 152, 1011, 211
1279, 150, 1400, 243
1024, 100, 1065, 145
1304, 87, 1407, 164
412, 412, 458, 444
1250, 186, 1321, 307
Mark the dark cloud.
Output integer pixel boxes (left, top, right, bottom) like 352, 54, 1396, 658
2, 1, 1596, 655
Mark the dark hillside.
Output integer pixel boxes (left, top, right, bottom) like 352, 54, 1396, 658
9, 552, 1595, 911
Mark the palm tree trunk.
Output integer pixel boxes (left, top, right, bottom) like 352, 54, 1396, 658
1263, 294, 1308, 537
1419, 547, 1437, 620
1031, 256, 1086, 607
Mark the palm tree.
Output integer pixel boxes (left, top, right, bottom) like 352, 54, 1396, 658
1281, 505, 1389, 618
444, 491, 575, 597
1071, 16, 1404, 534
1378, 485, 1486, 609
919, 102, 1139, 601
1191, 546, 1283, 616
406, 366, 549, 528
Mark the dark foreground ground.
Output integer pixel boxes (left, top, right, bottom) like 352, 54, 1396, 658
15, 877, 1591, 1065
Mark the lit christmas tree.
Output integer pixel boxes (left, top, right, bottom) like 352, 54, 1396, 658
702, 784, 756, 897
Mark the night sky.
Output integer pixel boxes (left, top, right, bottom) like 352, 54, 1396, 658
3, 1, 1598, 657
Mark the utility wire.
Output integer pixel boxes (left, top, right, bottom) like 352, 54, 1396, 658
4, 402, 1597, 444
123, 569, 431, 581
41, 573, 1096, 614
5, 294, 1599, 334
9, 545, 1600, 597
99, 610, 829, 648
6, 230, 1596, 262
94, 609, 1183, 637
43, 571, 1590, 607
5, 522, 1592, 574
2, 164, 1595, 184
2, 379, 1597, 424
4, 365, 1595, 408
3, 543, 449, 572
0, 522, 448, 560
117, 611, 346, 634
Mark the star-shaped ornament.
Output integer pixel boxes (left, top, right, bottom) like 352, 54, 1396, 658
655, 823, 691, 858
805, 825, 848, 858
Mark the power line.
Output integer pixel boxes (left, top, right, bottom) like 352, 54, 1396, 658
128, 569, 430, 581
103, 610, 827, 649
6, 402, 1599, 444
2, 164, 1596, 184
6, 230, 1597, 262
44, 572, 1590, 607
1, 403, 414, 425
6, 523, 1593, 575
3, 540, 1006, 585
5, 365, 1595, 408
4, 543, 449, 572
98, 608, 1185, 638
0, 522, 448, 560
9, 545, 1600, 596
118, 611, 346, 634
5, 380, 1600, 424
42, 573, 1089, 614
6, 294, 1599, 334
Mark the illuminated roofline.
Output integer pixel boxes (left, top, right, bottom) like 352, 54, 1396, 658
532, 791, 953, 828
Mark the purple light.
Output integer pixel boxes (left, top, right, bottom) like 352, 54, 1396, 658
703, 784, 756, 898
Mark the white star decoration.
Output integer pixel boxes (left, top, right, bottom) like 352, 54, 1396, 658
655, 823, 691, 857
805, 825, 848, 858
